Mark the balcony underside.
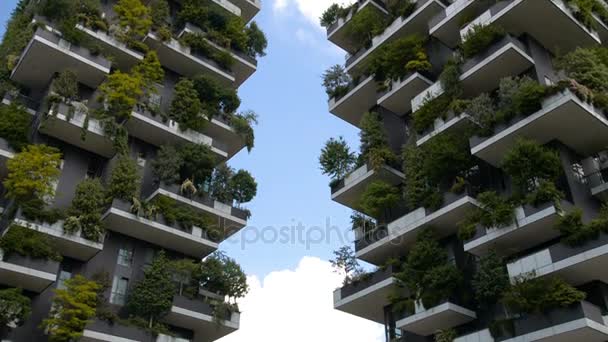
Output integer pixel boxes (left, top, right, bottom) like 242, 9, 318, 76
201, 117, 246, 158
416, 114, 473, 147
534, 246, 608, 286
334, 277, 397, 324
471, 92, 608, 167
395, 302, 477, 336
491, 0, 601, 54
501, 318, 608, 342
430, 0, 496, 48
328, 0, 389, 53
332, 164, 404, 213
0, 260, 56, 293
460, 41, 534, 97
464, 204, 565, 257
230, 0, 260, 23
11, 218, 103, 261
11, 32, 110, 90
329, 76, 376, 127
357, 196, 479, 265
38, 114, 115, 158
165, 306, 238, 342
377, 73, 433, 116
126, 112, 229, 162
346, 0, 445, 75
76, 24, 144, 71
102, 205, 218, 259
143, 33, 235, 88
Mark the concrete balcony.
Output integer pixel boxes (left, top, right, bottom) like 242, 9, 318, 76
328, 75, 376, 127
11, 27, 111, 89
331, 162, 405, 212
327, 0, 389, 53
126, 106, 229, 162
8, 212, 104, 261
507, 233, 608, 285
2, 92, 38, 115
75, 24, 144, 71
416, 112, 473, 147
173, 0, 242, 18
200, 114, 247, 158
229, 0, 260, 23
178, 23, 257, 87
165, 295, 239, 341
143, 32, 235, 88
470, 90, 608, 167
462, 0, 601, 55
345, 0, 446, 76
39, 100, 115, 158
0, 249, 59, 292
102, 199, 219, 258
495, 301, 608, 342
357, 192, 480, 265
145, 182, 248, 237
333, 266, 400, 323
377, 72, 433, 116
81, 319, 153, 342
428, 0, 496, 48
584, 168, 608, 202
464, 200, 572, 257
395, 300, 477, 336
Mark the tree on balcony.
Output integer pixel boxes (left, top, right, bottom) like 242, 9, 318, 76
461, 24, 506, 59
149, 0, 171, 41
230, 169, 257, 206
472, 250, 509, 309
330, 245, 365, 286
114, 0, 152, 52
458, 191, 516, 241
0, 103, 31, 151
344, 6, 388, 51
0, 225, 62, 261
320, 3, 352, 28
0, 288, 31, 329
64, 178, 106, 242
319, 136, 356, 186
169, 78, 204, 132
359, 180, 400, 223
107, 154, 141, 203
322, 64, 350, 99
192, 74, 241, 119
557, 205, 608, 246
199, 251, 249, 301
502, 275, 585, 314
43, 275, 101, 342
359, 111, 397, 170
365, 35, 431, 83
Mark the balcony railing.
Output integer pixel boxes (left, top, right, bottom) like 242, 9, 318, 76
0, 249, 59, 292
395, 298, 477, 336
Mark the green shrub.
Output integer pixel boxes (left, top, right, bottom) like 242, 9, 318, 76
0, 103, 31, 150
556, 46, 608, 93
152, 144, 183, 184
557, 206, 608, 246
343, 6, 388, 50
502, 275, 585, 314
322, 64, 351, 99
192, 74, 241, 118
107, 155, 140, 202
231, 110, 258, 152
412, 94, 453, 134
229, 169, 257, 204
461, 24, 506, 59
66, 178, 106, 242
169, 78, 204, 132
0, 225, 62, 261
5, 144, 62, 203
365, 35, 431, 82
199, 251, 248, 300
320, 3, 352, 28
472, 250, 509, 309
525, 180, 564, 209
359, 112, 397, 170
359, 181, 401, 221
0, 287, 31, 328
496, 76, 547, 123
502, 139, 562, 195
476, 191, 515, 228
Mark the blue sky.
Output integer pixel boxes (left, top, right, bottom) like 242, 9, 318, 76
0, 0, 361, 278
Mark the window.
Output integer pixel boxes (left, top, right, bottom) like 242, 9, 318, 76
110, 276, 129, 305
117, 246, 134, 267
57, 270, 72, 290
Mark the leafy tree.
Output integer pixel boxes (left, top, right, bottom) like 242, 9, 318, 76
43, 275, 101, 342
0, 288, 31, 328
0, 226, 62, 261
359, 181, 400, 221
472, 250, 509, 309
501, 139, 562, 194
50, 70, 78, 101
319, 136, 356, 181
127, 251, 175, 326
330, 245, 363, 286
5, 144, 62, 202
461, 24, 506, 59
107, 155, 141, 202
65, 179, 106, 242
170, 78, 203, 132
344, 6, 388, 49
133, 51, 164, 92
365, 35, 431, 82
245, 21, 267, 58
149, 0, 170, 29
502, 275, 585, 314
230, 169, 257, 204
320, 4, 342, 28
496, 76, 547, 122
322, 64, 350, 99
179, 143, 215, 185
0, 103, 31, 150
210, 164, 234, 203
556, 206, 608, 246
556, 46, 608, 93
359, 112, 397, 170
98, 71, 143, 120
151, 144, 183, 184
114, 0, 152, 40
199, 251, 248, 300
192, 74, 241, 118
231, 110, 258, 152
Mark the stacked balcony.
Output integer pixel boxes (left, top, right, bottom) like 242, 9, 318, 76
429, 0, 497, 48
230, 0, 261, 23
327, 0, 389, 53
394, 300, 477, 336
75, 23, 144, 71
0, 248, 59, 293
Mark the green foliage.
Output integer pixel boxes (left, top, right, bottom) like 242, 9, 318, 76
403, 145, 434, 210
319, 136, 356, 181
502, 275, 585, 314
461, 24, 506, 59
210, 164, 234, 203
564, 0, 608, 30
51, 70, 78, 101
170, 78, 204, 132
230, 110, 258, 152
556, 46, 608, 93
386, 0, 417, 19
476, 191, 516, 228
0, 2, 34, 80
107, 155, 141, 202
151, 144, 182, 184
420, 132, 472, 186
98, 71, 143, 120
435, 328, 457, 342
133, 51, 164, 92
472, 250, 509, 309
43, 275, 101, 342
525, 180, 564, 209
466, 93, 495, 135
230, 169, 257, 204
320, 3, 350, 28
365, 35, 431, 82
151, 196, 219, 237
5, 144, 62, 203
359, 181, 400, 220
343, 6, 388, 50
330, 245, 364, 286
178, 143, 216, 185
66, 178, 106, 242
322, 64, 351, 99
126, 251, 175, 324
244, 21, 267, 58
502, 139, 562, 195
359, 112, 397, 170
557, 206, 608, 246
199, 251, 249, 299
192, 74, 241, 118
0, 103, 31, 151
497, 76, 548, 122
149, 0, 170, 30
412, 94, 453, 134
180, 33, 235, 70
114, 0, 152, 40
0, 225, 62, 261
439, 59, 462, 99
0, 288, 31, 328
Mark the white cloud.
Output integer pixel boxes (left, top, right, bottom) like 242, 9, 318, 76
272, 0, 355, 28
217, 256, 385, 342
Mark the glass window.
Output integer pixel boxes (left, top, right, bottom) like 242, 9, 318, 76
57, 270, 72, 290
110, 276, 129, 305
117, 246, 134, 267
